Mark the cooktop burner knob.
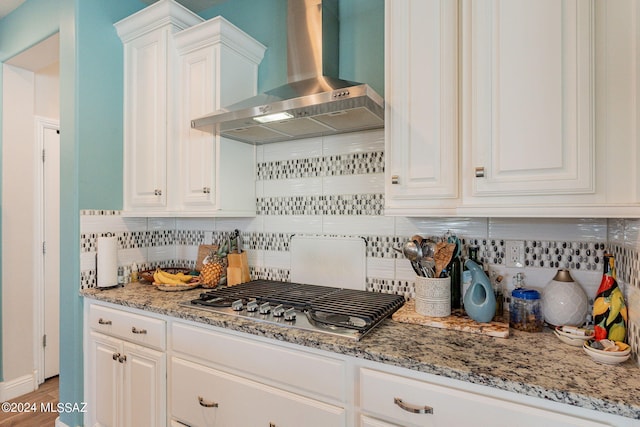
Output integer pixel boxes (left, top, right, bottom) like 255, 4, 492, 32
231, 299, 243, 311
284, 308, 296, 321
246, 300, 258, 312
272, 304, 285, 317
259, 302, 271, 314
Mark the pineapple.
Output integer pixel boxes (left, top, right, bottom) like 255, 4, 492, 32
200, 242, 227, 288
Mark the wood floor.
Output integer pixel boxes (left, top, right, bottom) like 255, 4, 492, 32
0, 376, 59, 427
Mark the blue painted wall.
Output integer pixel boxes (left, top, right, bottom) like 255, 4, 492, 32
0, 0, 142, 424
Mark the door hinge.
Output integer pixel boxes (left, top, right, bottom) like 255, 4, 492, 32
43, 334, 47, 348
43, 241, 46, 255
42, 149, 46, 162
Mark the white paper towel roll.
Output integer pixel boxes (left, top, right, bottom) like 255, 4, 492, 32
97, 236, 118, 288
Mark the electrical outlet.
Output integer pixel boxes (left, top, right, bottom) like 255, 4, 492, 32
505, 240, 525, 268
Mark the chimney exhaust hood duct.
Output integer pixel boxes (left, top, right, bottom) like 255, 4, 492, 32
190, 0, 384, 144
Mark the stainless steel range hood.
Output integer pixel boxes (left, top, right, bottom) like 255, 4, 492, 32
190, 0, 384, 145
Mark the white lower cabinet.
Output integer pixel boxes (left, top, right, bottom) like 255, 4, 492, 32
169, 321, 347, 427
84, 301, 635, 427
88, 331, 166, 427
171, 357, 345, 427
359, 368, 609, 427
86, 303, 167, 427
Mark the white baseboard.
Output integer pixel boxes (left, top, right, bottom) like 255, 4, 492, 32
0, 372, 37, 401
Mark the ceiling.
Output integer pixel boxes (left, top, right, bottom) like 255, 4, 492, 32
0, 0, 227, 20
0, 0, 25, 19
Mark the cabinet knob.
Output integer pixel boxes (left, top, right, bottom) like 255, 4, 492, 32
118, 355, 127, 363
112, 352, 120, 361
475, 167, 485, 178
154, 189, 162, 196
198, 396, 219, 408
203, 187, 211, 194
394, 397, 434, 414
131, 326, 147, 334
98, 318, 112, 325
391, 175, 400, 185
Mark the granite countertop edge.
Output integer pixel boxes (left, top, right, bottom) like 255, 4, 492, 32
80, 285, 640, 420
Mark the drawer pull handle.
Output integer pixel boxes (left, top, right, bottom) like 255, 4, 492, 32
394, 397, 433, 414
198, 396, 219, 408
98, 318, 112, 325
131, 327, 147, 334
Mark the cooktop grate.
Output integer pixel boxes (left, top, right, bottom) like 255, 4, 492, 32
188, 279, 405, 335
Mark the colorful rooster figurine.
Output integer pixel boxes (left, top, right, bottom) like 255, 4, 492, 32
593, 254, 627, 342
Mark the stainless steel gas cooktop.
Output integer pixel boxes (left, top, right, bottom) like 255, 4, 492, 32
181, 280, 405, 340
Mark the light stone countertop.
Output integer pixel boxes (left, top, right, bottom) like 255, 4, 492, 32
81, 282, 640, 421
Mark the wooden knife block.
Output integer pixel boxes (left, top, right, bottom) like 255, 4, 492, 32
227, 252, 250, 286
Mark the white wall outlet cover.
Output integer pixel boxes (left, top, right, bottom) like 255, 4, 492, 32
506, 240, 525, 268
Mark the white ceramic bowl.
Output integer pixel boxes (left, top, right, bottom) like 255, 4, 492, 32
553, 328, 592, 347
583, 341, 631, 365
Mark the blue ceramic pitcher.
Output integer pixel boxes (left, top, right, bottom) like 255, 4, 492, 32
463, 260, 496, 323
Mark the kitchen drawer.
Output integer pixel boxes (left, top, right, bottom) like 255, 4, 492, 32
171, 322, 345, 401
359, 368, 609, 427
171, 357, 346, 427
89, 304, 166, 350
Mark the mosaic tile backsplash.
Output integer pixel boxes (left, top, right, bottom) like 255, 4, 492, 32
79, 129, 640, 364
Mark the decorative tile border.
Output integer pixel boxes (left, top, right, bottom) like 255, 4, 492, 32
468, 239, 609, 272
256, 193, 385, 216
256, 151, 384, 180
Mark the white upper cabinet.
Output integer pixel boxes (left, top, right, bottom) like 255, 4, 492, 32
462, 0, 594, 198
116, 0, 202, 211
116, 0, 264, 216
174, 18, 265, 215
384, 0, 459, 216
385, 0, 640, 217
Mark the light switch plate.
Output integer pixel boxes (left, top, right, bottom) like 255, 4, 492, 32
506, 240, 525, 268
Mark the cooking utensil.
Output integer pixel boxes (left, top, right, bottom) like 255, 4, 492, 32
397, 240, 430, 277
440, 236, 460, 278
420, 239, 437, 260
401, 240, 421, 262
434, 242, 456, 278
410, 261, 423, 277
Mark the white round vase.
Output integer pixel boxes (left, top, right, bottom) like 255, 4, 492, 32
542, 269, 588, 327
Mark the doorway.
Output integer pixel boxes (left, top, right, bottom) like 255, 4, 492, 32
1, 33, 60, 399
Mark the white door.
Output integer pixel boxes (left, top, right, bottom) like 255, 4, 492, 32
42, 122, 60, 380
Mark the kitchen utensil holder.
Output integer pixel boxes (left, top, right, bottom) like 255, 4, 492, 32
415, 276, 451, 317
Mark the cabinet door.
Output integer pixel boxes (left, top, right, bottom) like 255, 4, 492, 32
88, 332, 122, 427
123, 29, 169, 209
171, 357, 346, 427
122, 343, 166, 427
385, 0, 459, 215
463, 0, 594, 198
178, 46, 217, 208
